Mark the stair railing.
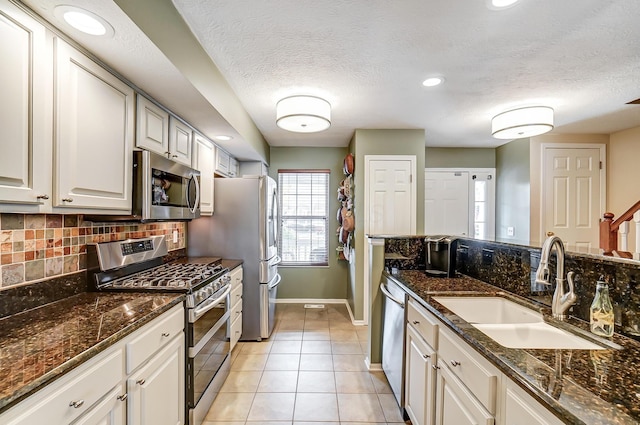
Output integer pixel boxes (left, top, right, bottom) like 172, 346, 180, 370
600, 200, 640, 259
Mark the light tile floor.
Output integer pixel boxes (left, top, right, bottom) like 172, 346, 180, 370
204, 303, 406, 425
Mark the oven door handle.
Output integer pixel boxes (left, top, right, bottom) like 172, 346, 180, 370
189, 285, 232, 323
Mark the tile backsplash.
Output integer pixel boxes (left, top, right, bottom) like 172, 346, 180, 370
0, 213, 186, 289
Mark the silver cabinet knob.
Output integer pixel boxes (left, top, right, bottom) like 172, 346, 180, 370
69, 400, 84, 408
161, 332, 170, 337
62, 198, 73, 202
172, 154, 178, 158
117, 394, 127, 402
36, 194, 49, 200
432, 365, 440, 370
423, 354, 430, 359
412, 320, 420, 325
450, 360, 461, 367
136, 379, 146, 385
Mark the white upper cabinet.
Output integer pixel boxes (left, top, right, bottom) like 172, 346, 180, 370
0, 1, 51, 208
215, 147, 231, 176
168, 116, 192, 166
136, 94, 169, 155
193, 133, 215, 215
54, 38, 134, 211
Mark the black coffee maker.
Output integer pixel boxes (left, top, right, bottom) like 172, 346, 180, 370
424, 236, 457, 277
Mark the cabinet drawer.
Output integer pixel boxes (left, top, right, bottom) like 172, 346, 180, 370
230, 283, 243, 311
230, 266, 243, 288
126, 304, 184, 373
5, 349, 123, 425
407, 298, 439, 349
438, 327, 498, 414
230, 315, 242, 350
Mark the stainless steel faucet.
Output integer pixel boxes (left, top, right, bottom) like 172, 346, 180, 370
535, 235, 577, 319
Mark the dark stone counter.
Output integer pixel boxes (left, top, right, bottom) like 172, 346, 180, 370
0, 291, 183, 412
221, 259, 243, 271
386, 270, 640, 425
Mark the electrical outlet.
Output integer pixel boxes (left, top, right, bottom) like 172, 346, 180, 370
507, 226, 515, 236
172, 230, 179, 243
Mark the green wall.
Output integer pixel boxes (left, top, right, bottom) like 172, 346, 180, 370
348, 129, 426, 320
269, 146, 349, 299
425, 147, 496, 168
495, 139, 531, 244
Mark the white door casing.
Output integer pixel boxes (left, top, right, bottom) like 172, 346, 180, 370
541, 144, 605, 252
364, 155, 417, 327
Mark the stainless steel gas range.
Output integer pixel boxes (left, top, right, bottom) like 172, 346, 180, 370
87, 235, 232, 425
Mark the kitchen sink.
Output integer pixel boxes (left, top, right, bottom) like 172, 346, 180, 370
472, 322, 605, 350
432, 296, 606, 350
432, 296, 543, 324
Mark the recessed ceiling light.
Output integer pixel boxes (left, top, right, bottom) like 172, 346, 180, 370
488, 0, 519, 9
54, 5, 114, 37
214, 135, 233, 141
422, 77, 444, 87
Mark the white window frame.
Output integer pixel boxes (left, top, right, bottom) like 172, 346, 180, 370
278, 169, 330, 267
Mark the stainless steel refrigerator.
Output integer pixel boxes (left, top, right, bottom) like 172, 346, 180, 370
188, 175, 281, 341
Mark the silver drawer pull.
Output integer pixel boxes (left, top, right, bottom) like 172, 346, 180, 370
450, 360, 461, 367
117, 394, 127, 402
412, 320, 420, 325
432, 365, 440, 370
161, 332, 170, 337
137, 379, 146, 385
423, 354, 430, 359
62, 198, 73, 202
69, 400, 84, 409
36, 194, 49, 200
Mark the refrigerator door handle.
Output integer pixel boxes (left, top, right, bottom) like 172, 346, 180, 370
269, 255, 282, 266
268, 274, 282, 290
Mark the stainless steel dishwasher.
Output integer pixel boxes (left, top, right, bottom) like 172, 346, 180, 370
380, 274, 407, 408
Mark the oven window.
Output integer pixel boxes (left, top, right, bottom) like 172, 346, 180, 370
193, 320, 229, 404
151, 168, 187, 208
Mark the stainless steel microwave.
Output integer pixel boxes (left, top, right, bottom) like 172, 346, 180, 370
86, 150, 200, 222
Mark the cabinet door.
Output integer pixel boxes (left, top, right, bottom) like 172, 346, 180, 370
405, 325, 437, 425
54, 39, 134, 211
193, 134, 214, 215
168, 116, 192, 166
72, 384, 126, 425
136, 94, 169, 155
435, 361, 494, 425
504, 381, 564, 425
128, 335, 185, 425
215, 148, 230, 176
0, 2, 51, 207
229, 157, 238, 177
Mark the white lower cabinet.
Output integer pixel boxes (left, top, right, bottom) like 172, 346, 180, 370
0, 304, 185, 425
435, 361, 494, 425
229, 266, 243, 350
405, 324, 437, 425
503, 380, 564, 425
127, 336, 184, 425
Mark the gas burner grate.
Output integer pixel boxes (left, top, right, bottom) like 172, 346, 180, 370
109, 261, 225, 289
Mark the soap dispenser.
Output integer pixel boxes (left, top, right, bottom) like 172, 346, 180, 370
590, 275, 614, 337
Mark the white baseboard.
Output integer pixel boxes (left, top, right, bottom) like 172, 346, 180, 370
345, 301, 367, 326
365, 357, 383, 371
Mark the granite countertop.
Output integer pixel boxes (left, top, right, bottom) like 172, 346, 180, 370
386, 270, 640, 425
0, 291, 183, 413
221, 259, 243, 270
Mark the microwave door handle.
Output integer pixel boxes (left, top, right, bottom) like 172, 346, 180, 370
188, 174, 200, 214
189, 285, 232, 323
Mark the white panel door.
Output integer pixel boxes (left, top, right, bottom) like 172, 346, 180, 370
425, 171, 469, 236
543, 147, 602, 251
55, 39, 134, 210
368, 159, 414, 235
0, 3, 51, 206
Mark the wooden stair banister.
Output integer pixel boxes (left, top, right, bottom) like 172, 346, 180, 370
600, 199, 640, 257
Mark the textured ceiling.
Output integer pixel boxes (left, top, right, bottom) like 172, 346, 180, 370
171, 0, 640, 147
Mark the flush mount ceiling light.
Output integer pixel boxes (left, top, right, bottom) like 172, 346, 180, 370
276, 95, 331, 133
54, 5, 114, 37
422, 77, 445, 87
487, 0, 519, 10
491, 106, 554, 139
214, 135, 233, 141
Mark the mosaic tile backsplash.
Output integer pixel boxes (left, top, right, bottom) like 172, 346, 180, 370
0, 214, 186, 289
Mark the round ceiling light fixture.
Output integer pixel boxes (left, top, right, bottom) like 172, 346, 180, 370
276, 95, 331, 133
54, 5, 114, 37
491, 106, 554, 139
487, 0, 519, 10
214, 135, 233, 141
422, 77, 445, 87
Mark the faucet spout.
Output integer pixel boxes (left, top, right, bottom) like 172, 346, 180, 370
535, 236, 576, 319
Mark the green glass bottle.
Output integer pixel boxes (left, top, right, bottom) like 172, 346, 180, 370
590, 277, 614, 337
